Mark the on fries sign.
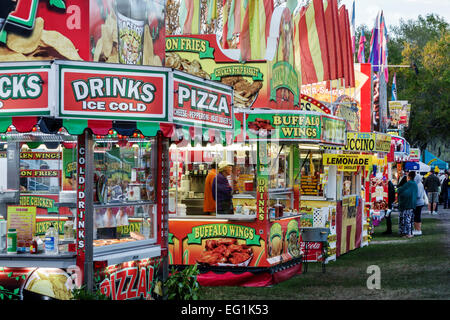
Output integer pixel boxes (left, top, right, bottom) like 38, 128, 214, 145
55, 61, 170, 122
172, 71, 234, 130
0, 62, 51, 116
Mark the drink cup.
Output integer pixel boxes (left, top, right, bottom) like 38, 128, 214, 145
115, 0, 147, 65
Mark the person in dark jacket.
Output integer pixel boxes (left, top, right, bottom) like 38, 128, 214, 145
397, 171, 418, 238
424, 170, 441, 215
383, 180, 396, 235
212, 161, 234, 215
441, 172, 449, 209
397, 169, 407, 188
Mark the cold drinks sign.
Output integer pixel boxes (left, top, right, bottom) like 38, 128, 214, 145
55, 61, 170, 122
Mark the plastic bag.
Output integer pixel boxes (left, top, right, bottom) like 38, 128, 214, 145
423, 192, 429, 205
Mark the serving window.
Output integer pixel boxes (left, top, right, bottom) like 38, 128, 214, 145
92, 137, 157, 247
298, 148, 325, 198
169, 137, 301, 218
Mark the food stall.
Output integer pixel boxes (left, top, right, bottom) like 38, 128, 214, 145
167, 109, 347, 286
0, 60, 179, 300
163, 4, 353, 285
0, 0, 174, 300
321, 132, 393, 247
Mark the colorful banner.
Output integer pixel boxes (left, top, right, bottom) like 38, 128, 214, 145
55, 61, 169, 122
300, 63, 372, 132
0, 0, 90, 61
168, 216, 302, 269
90, 0, 166, 66
323, 154, 372, 171
172, 71, 234, 130
165, 30, 301, 111
409, 148, 420, 162
0, 62, 52, 117
388, 100, 410, 128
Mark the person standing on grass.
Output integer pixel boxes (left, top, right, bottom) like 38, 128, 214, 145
383, 179, 396, 235
397, 171, 418, 239
413, 173, 425, 236
396, 169, 408, 231
424, 169, 441, 215
441, 172, 449, 209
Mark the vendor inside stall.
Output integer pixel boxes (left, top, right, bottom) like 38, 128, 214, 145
169, 136, 300, 218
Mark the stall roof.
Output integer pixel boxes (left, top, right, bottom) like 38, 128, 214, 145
0, 60, 235, 139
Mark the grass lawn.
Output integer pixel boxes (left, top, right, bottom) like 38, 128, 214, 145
198, 216, 450, 300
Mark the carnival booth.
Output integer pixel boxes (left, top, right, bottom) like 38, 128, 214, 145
320, 131, 392, 251
0, 60, 177, 300
167, 109, 347, 286
0, 0, 176, 300
164, 3, 353, 285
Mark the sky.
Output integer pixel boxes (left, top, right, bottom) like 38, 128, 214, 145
339, 0, 450, 30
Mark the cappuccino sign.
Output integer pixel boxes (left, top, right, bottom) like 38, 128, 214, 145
0, 62, 51, 116
55, 61, 170, 122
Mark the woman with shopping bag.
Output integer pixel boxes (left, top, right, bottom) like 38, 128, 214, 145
413, 173, 426, 235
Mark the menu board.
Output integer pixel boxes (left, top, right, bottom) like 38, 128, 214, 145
300, 175, 322, 197
6, 206, 37, 252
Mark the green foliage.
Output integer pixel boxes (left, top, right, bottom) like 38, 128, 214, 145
386, 14, 450, 152
165, 264, 200, 300
71, 285, 110, 300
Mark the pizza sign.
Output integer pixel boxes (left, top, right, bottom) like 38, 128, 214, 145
172, 71, 234, 130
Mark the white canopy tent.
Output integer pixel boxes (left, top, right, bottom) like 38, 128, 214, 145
419, 161, 431, 173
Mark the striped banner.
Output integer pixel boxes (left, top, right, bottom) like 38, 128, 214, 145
323, 0, 339, 80
344, 8, 355, 87
179, 0, 200, 34
297, 0, 331, 85
338, 6, 350, 87
240, 0, 273, 61
206, 0, 217, 24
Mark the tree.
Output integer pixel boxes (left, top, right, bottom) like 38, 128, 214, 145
386, 14, 449, 158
